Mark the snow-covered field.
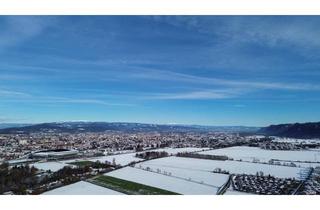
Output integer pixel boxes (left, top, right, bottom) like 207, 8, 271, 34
42, 181, 123, 195
60, 147, 210, 166
140, 156, 305, 179
103, 150, 135, 155
136, 160, 229, 187
147, 147, 210, 155
89, 153, 143, 165
275, 160, 320, 168
31, 161, 72, 172
61, 152, 143, 166
198, 146, 320, 163
224, 190, 252, 195
105, 166, 220, 195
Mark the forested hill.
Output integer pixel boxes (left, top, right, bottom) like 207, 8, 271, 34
258, 122, 320, 139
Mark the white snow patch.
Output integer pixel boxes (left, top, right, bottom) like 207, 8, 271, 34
42, 181, 123, 195
61, 152, 143, 166
198, 146, 320, 163
148, 147, 210, 155
139, 156, 304, 179
31, 162, 72, 172
105, 166, 219, 195
136, 159, 229, 187
224, 190, 252, 195
60, 147, 210, 166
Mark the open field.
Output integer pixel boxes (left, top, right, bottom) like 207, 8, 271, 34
105, 166, 220, 194
224, 190, 252, 195
86, 153, 143, 165
276, 160, 320, 168
138, 156, 306, 179
136, 161, 229, 188
60, 147, 211, 167
91, 175, 179, 195
198, 146, 320, 164
42, 181, 124, 195
31, 161, 72, 172
148, 147, 211, 155
68, 160, 95, 167
61, 152, 143, 166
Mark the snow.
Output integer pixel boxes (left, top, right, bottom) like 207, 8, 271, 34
275, 160, 320, 168
136, 160, 229, 187
147, 147, 211, 155
224, 190, 252, 195
139, 156, 304, 179
89, 153, 143, 165
31, 161, 72, 172
272, 137, 320, 144
105, 166, 220, 195
60, 147, 209, 166
42, 181, 123, 195
104, 150, 135, 155
198, 146, 320, 163
61, 152, 143, 166
8, 158, 34, 165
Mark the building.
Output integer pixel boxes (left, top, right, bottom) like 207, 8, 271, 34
31, 149, 79, 160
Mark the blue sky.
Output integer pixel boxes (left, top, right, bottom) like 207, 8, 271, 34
0, 16, 320, 126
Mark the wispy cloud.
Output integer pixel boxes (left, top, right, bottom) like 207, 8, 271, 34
0, 16, 53, 51
1, 94, 135, 107
0, 89, 31, 97
127, 67, 320, 91
21, 54, 319, 92
47, 97, 135, 107
0, 74, 33, 80
3, 58, 319, 92
147, 89, 240, 100
150, 16, 320, 50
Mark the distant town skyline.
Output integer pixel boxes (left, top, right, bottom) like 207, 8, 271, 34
1, 16, 320, 126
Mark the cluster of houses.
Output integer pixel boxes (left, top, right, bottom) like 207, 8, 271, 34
231, 174, 301, 195
301, 167, 320, 195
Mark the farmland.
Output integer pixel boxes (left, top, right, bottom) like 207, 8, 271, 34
135, 160, 229, 187
28, 145, 316, 195
198, 146, 320, 164
146, 147, 211, 155
105, 166, 220, 194
135, 156, 305, 179
31, 162, 73, 172
61, 152, 143, 166
90, 175, 179, 195
43, 181, 124, 195
60, 147, 211, 167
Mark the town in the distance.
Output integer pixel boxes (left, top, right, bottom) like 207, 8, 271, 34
1, 121, 320, 195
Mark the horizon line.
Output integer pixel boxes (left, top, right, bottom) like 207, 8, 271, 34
1, 120, 319, 128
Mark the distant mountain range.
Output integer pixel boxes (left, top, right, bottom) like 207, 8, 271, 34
0, 122, 259, 134
0, 123, 32, 129
2, 121, 319, 138
258, 122, 320, 139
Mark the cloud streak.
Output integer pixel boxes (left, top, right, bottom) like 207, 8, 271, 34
0, 89, 32, 97
1, 94, 135, 107
151, 16, 320, 50
127, 67, 320, 91
146, 89, 241, 100
0, 16, 53, 51
12, 55, 318, 92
